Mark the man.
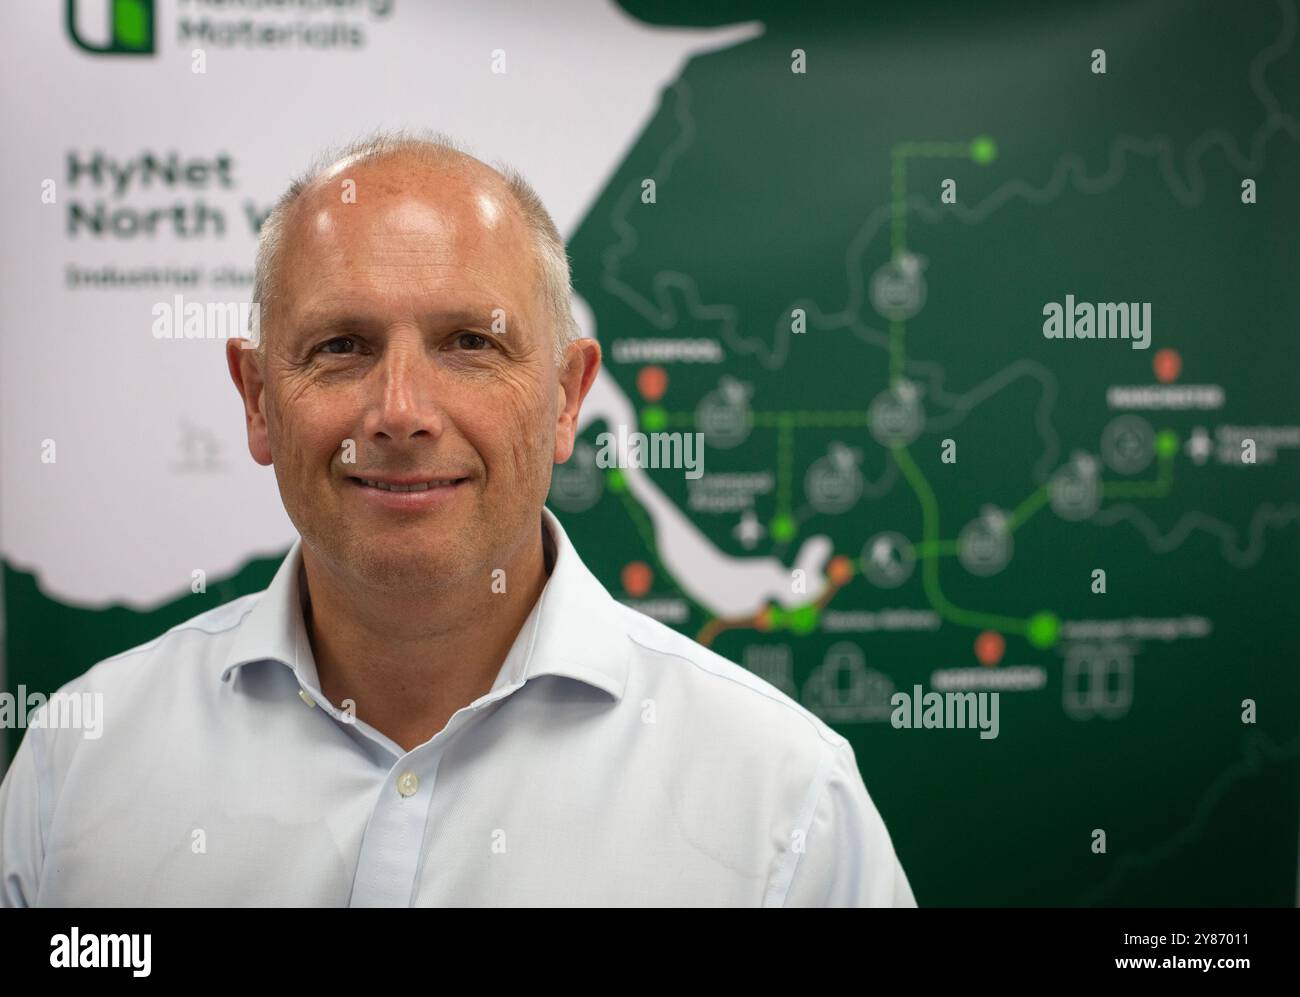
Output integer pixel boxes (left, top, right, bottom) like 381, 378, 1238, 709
0, 131, 915, 907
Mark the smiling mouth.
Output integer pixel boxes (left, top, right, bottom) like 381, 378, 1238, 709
348, 477, 468, 493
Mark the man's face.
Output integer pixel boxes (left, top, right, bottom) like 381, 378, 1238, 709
230, 154, 590, 594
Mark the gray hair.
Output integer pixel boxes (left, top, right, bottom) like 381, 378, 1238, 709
250, 128, 580, 365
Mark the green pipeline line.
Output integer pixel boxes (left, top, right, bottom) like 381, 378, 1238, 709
889, 139, 979, 258
755, 411, 871, 427
890, 147, 909, 258
915, 539, 960, 557
1008, 485, 1051, 531
917, 483, 1047, 555
613, 485, 690, 601
777, 416, 793, 515
891, 443, 1030, 636
615, 484, 659, 559
1101, 452, 1174, 498
664, 411, 870, 428
890, 320, 905, 386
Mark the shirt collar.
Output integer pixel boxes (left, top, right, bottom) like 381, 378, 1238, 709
220, 507, 629, 702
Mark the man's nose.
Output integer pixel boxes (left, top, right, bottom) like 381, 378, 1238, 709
363, 336, 446, 442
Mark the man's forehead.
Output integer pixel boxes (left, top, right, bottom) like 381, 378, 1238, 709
274, 154, 544, 334
295, 161, 520, 249
285, 157, 533, 275
307, 150, 513, 216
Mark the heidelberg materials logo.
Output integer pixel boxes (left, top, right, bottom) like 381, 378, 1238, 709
66, 0, 156, 56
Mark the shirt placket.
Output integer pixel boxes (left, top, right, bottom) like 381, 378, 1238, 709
343, 686, 522, 907
348, 743, 443, 907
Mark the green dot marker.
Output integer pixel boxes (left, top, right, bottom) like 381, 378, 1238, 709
606, 469, 626, 492
641, 406, 667, 432
767, 606, 787, 629
1026, 611, 1060, 649
970, 135, 997, 165
771, 514, 796, 543
1155, 429, 1178, 458
788, 604, 819, 635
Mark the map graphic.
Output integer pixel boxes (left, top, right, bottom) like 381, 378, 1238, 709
558, 0, 1300, 905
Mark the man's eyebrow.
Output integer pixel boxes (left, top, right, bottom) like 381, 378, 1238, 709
293, 314, 378, 338
292, 307, 505, 338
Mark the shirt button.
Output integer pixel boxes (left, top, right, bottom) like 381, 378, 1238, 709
298, 688, 316, 708
396, 771, 419, 797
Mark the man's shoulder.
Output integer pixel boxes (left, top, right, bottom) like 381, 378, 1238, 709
20, 591, 265, 784
59, 590, 263, 699
606, 599, 847, 754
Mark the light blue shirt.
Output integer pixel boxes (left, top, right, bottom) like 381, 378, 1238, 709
0, 507, 915, 906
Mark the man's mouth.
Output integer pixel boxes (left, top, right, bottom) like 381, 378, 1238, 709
348, 476, 469, 493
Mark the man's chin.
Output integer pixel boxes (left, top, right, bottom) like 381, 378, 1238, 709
339, 542, 472, 594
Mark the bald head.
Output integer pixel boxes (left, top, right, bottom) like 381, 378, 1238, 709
250, 131, 578, 364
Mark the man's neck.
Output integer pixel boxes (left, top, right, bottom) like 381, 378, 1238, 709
301, 520, 552, 754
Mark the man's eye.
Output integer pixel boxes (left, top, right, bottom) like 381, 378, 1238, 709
317, 337, 357, 355
455, 332, 491, 350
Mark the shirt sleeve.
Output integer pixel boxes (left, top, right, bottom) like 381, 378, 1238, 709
778, 738, 916, 907
0, 728, 46, 908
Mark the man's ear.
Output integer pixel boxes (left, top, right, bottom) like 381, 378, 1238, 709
226, 339, 273, 466
553, 338, 601, 464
